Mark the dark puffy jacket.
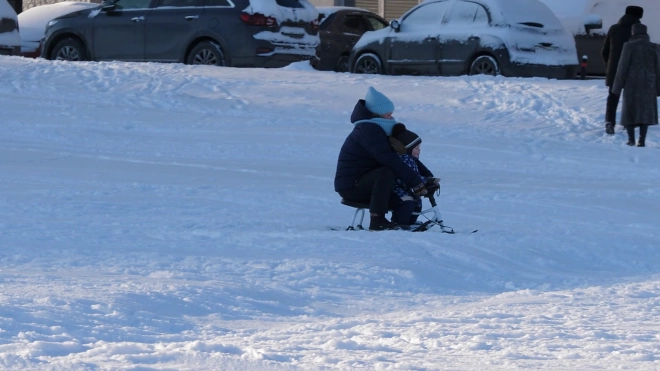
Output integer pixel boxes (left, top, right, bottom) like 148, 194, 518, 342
334, 100, 423, 192
602, 14, 641, 87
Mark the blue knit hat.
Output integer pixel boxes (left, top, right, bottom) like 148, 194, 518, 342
364, 87, 394, 116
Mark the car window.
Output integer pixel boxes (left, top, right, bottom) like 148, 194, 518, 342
341, 14, 369, 34
157, 0, 201, 7
366, 15, 387, 31
444, 1, 481, 25
204, 0, 232, 6
113, 0, 152, 10
474, 5, 488, 25
402, 1, 450, 28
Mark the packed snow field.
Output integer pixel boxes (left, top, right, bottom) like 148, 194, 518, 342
1, 56, 659, 370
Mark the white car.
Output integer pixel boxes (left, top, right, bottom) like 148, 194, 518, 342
0, 0, 20, 56
17, 1, 98, 58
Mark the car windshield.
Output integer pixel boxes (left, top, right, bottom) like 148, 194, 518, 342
496, 0, 563, 30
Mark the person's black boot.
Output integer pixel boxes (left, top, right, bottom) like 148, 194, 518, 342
626, 126, 635, 146
369, 215, 400, 231
605, 122, 615, 135
637, 125, 648, 147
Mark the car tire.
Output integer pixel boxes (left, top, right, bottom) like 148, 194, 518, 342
469, 55, 499, 76
353, 53, 382, 74
334, 55, 349, 73
50, 38, 86, 61
187, 41, 226, 66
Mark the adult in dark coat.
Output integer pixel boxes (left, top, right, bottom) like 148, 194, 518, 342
602, 5, 643, 134
612, 23, 660, 147
334, 87, 426, 231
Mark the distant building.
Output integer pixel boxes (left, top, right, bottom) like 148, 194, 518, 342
310, 0, 419, 20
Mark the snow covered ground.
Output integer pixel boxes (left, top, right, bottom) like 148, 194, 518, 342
1, 56, 659, 370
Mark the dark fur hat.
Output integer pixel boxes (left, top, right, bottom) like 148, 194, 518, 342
390, 123, 421, 155
626, 5, 643, 19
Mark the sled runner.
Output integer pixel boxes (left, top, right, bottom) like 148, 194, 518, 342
340, 185, 458, 233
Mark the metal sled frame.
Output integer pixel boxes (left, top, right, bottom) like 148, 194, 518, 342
340, 187, 454, 233
339, 199, 371, 230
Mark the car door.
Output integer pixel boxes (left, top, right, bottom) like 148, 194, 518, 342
439, 1, 489, 75
318, 11, 373, 71
144, 0, 203, 62
387, 1, 451, 76
335, 13, 370, 56
92, 0, 153, 61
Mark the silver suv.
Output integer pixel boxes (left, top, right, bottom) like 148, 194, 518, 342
41, 0, 320, 68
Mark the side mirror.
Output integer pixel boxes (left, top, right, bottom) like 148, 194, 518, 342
390, 19, 400, 32
583, 14, 602, 35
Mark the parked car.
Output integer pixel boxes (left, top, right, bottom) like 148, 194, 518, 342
315, 6, 387, 72
0, 0, 20, 56
539, 0, 660, 76
18, 1, 99, 58
41, 0, 320, 68
349, 0, 578, 79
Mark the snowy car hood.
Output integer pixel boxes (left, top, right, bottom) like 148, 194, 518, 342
18, 1, 99, 42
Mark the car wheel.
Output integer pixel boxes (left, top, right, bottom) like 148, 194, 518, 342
334, 55, 349, 73
469, 55, 499, 76
353, 53, 382, 74
51, 38, 86, 61
187, 41, 226, 66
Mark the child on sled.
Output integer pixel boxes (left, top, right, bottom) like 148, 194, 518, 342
388, 124, 440, 230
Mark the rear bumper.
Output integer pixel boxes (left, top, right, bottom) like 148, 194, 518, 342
233, 51, 319, 68
20, 41, 42, 59
503, 63, 578, 80
0, 45, 20, 56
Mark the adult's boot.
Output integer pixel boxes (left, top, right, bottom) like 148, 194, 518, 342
369, 215, 400, 231
605, 122, 615, 135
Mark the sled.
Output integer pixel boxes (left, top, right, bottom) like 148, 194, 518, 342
340, 185, 455, 233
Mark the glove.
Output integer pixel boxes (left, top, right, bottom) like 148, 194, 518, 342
412, 182, 427, 197
424, 178, 440, 195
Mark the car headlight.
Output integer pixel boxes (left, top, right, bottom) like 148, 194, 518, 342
46, 20, 59, 29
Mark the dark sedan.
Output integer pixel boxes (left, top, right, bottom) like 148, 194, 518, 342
349, 0, 578, 79
315, 6, 387, 72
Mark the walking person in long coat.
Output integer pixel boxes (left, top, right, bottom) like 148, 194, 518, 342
602, 5, 643, 135
611, 23, 660, 147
